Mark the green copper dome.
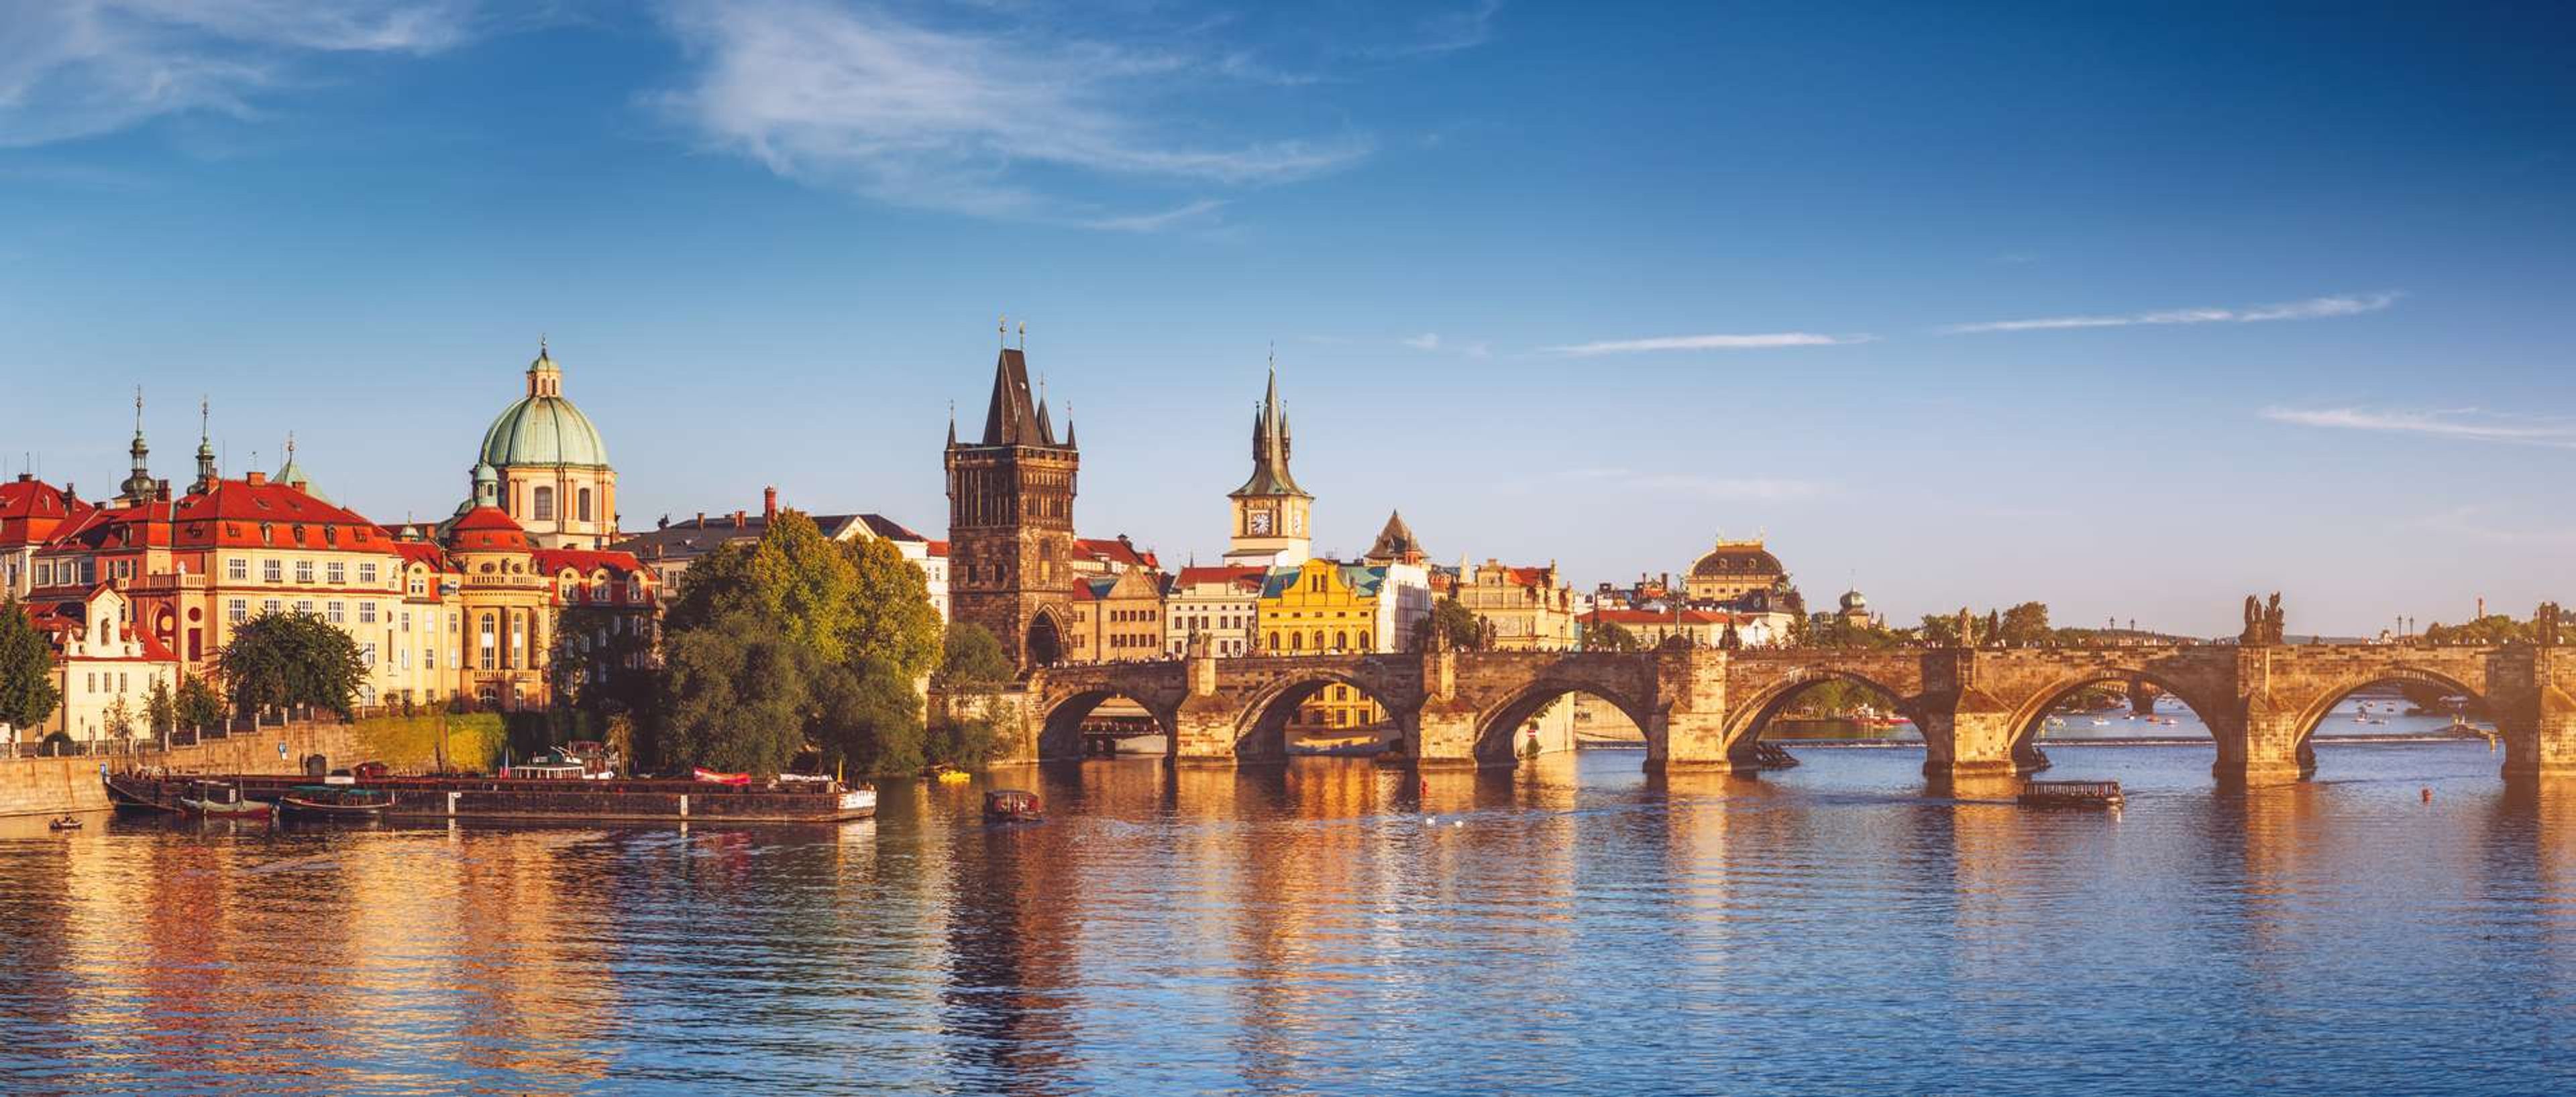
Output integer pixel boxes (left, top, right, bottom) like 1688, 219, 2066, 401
479, 345, 609, 469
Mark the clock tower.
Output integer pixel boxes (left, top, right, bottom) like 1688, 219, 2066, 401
1224, 365, 1311, 567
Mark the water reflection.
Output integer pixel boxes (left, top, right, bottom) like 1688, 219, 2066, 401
5, 744, 2576, 1095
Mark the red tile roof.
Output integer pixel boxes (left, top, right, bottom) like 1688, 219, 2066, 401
533, 547, 651, 578
165, 477, 396, 551
1174, 565, 1267, 590
445, 506, 533, 551
1075, 536, 1159, 570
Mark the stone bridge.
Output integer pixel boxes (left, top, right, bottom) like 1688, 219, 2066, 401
1009, 642, 2576, 784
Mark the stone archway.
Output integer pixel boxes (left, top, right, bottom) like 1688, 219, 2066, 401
2284, 665, 2491, 774
2000, 668, 2237, 771
1036, 687, 1175, 761
1233, 672, 1413, 763
1471, 679, 1658, 766
1718, 667, 1926, 761
1026, 609, 1067, 669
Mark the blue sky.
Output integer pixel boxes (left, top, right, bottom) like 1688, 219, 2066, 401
3, 1, 2571, 637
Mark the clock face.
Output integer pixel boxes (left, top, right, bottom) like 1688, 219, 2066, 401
1248, 510, 1274, 535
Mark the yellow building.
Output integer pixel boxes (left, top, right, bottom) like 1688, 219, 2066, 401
1257, 558, 1387, 732
1448, 559, 1578, 651
1683, 536, 1789, 603
1064, 567, 1168, 664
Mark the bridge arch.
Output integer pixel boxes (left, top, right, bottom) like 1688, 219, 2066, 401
1471, 678, 1658, 766
1720, 667, 1926, 755
1035, 687, 1176, 761
2284, 665, 2491, 765
1233, 670, 1412, 763
2001, 667, 2235, 768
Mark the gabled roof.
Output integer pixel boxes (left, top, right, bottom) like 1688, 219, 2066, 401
533, 547, 651, 578
1075, 536, 1160, 571
1365, 510, 1424, 562
1174, 565, 1267, 592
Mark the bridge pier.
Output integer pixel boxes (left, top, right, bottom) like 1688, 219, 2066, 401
2215, 712, 2309, 786
1654, 711, 1737, 771
1412, 704, 1482, 768
1172, 699, 1240, 766
1915, 703, 2025, 778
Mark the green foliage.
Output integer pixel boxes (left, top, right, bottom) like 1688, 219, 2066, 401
176, 676, 226, 733
926, 711, 1003, 771
2424, 614, 2534, 646
655, 510, 945, 776
661, 610, 814, 775
0, 597, 62, 732
145, 678, 174, 734
215, 612, 368, 718
1417, 595, 1493, 651
352, 711, 508, 773
933, 622, 1016, 690
1805, 616, 1903, 650
1583, 620, 1642, 652
1915, 601, 2053, 647
555, 606, 657, 722
103, 694, 136, 738
810, 657, 925, 776
1998, 601, 2051, 646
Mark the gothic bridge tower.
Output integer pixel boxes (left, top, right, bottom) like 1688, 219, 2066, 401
946, 323, 1079, 670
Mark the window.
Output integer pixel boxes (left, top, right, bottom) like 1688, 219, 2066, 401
578, 487, 592, 522
32, 563, 46, 586
326, 561, 346, 585
479, 614, 497, 670
228, 599, 248, 624
226, 558, 248, 581
259, 523, 273, 545
325, 601, 345, 624
262, 599, 282, 616
532, 485, 555, 522
359, 562, 378, 585
360, 642, 377, 668
295, 559, 314, 584
262, 559, 282, 583
358, 602, 377, 625
295, 600, 314, 616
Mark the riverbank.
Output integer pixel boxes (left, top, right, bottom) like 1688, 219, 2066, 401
0, 721, 352, 817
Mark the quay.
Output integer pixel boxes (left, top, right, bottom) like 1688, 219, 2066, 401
106, 772, 875, 824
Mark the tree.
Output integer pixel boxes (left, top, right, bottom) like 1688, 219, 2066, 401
810, 657, 926, 776
215, 612, 368, 719
103, 694, 136, 739
655, 510, 946, 776
659, 610, 814, 775
1918, 613, 1963, 648
177, 676, 227, 734
1584, 620, 1642, 652
1417, 595, 1491, 651
932, 622, 1015, 691
0, 597, 61, 735
1998, 601, 2051, 647
145, 678, 174, 735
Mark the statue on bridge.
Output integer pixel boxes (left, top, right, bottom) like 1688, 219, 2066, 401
1719, 620, 1743, 650
2239, 593, 2287, 644
1953, 608, 1974, 648
2265, 593, 2285, 644
2539, 602, 2563, 648
2242, 595, 2263, 644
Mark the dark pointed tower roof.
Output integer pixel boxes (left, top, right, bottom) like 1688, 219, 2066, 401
1230, 364, 1307, 498
1366, 510, 1424, 563
977, 347, 1058, 447
120, 386, 154, 502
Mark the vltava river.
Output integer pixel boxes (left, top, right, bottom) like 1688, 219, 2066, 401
5, 738, 2572, 1095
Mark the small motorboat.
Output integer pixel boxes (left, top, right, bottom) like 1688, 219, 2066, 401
2018, 780, 2124, 810
276, 785, 392, 819
983, 789, 1042, 823
934, 768, 972, 785
691, 767, 752, 787
48, 815, 83, 831
178, 780, 272, 819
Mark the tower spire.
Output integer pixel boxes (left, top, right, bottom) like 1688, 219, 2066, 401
193, 396, 217, 494
121, 386, 154, 502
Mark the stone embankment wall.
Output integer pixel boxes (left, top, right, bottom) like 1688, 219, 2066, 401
0, 722, 356, 817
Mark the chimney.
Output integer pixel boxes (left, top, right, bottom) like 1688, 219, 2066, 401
763, 486, 777, 523
246, 472, 266, 486
733, 509, 747, 528
695, 511, 706, 527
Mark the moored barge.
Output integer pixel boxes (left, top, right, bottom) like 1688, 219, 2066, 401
109, 773, 877, 824
2017, 779, 2125, 809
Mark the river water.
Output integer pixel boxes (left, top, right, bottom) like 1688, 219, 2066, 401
4, 711, 2570, 1095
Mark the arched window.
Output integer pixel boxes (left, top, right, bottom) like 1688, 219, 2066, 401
1335, 630, 1348, 651
1267, 632, 1280, 651
1291, 632, 1304, 650
1311, 630, 1326, 652
1358, 631, 1371, 650
577, 487, 592, 522
533, 486, 555, 522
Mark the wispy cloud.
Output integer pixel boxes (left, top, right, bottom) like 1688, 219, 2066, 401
1081, 198, 1227, 233
2260, 406, 2576, 449
1360, 0, 1501, 58
1942, 292, 2400, 335
653, 0, 1375, 225
1540, 332, 1873, 356
0, 1, 482, 148
1401, 332, 1442, 351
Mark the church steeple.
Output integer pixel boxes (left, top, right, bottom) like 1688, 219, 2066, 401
1223, 355, 1313, 567
120, 386, 155, 503
192, 396, 217, 494
1230, 359, 1306, 499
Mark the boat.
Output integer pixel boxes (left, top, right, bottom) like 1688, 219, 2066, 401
48, 815, 83, 831
276, 785, 392, 819
691, 768, 752, 787
178, 780, 272, 819
932, 768, 972, 785
983, 789, 1042, 823
2017, 780, 2124, 810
